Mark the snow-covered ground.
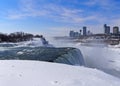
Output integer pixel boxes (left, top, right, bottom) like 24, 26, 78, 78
0, 60, 120, 86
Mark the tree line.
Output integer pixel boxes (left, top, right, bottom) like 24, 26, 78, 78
0, 32, 41, 43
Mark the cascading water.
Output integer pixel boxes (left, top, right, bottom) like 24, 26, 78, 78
0, 46, 85, 66
55, 48, 85, 65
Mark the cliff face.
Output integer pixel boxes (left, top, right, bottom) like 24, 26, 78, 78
0, 47, 85, 66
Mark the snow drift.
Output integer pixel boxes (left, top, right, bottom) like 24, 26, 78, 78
0, 60, 120, 86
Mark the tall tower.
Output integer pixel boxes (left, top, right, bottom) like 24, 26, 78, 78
69, 30, 75, 37
104, 24, 110, 34
83, 26, 87, 36
113, 26, 119, 34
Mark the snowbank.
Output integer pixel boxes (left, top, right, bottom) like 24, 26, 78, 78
0, 60, 120, 86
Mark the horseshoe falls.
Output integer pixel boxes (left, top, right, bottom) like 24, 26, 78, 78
0, 44, 85, 66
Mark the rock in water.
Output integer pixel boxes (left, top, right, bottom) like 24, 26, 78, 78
0, 47, 85, 66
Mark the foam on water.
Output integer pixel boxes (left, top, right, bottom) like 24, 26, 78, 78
50, 37, 120, 78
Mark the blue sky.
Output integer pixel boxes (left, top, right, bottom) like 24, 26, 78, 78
0, 0, 120, 36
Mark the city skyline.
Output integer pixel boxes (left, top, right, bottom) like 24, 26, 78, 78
69, 24, 120, 38
0, 0, 120, 36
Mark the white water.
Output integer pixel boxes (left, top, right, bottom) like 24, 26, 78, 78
49, 37, 120, 78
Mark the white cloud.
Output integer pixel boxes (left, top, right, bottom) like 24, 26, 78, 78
7, 0, 98, 24
84, 0, 119, 10
84, 0, 110, 6
7, 0, 50, 19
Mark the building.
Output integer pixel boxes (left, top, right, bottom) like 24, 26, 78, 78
69, 30, 82, 38
69, 30, 75, 37
83, 26, 87, 36
69, 31, 80, 38
104, 24, 110, 34
74, 32, 79, 37
113, 26, 119, 34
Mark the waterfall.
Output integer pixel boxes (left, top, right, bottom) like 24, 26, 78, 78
54, 49, 85, 66
0, 47, 85, 66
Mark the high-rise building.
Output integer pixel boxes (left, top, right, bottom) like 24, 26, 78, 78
69, 30, 75, 37
74, 32, 79, 37
69, 30, 81, 37
104, 24, 110, 34
113, 26, 119, 34
83, 26, 87, 36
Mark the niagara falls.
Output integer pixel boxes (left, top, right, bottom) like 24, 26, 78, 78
0, 0, 120, 86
